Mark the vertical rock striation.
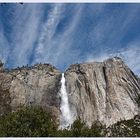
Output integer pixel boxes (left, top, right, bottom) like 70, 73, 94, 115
65, 57, 140, 127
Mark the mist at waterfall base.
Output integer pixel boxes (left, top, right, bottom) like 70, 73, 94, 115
59, 73, 73, 129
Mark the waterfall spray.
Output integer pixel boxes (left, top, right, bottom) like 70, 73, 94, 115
59, 73, 73, 129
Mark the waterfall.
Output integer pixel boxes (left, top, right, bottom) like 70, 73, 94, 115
59, 73, 73, 129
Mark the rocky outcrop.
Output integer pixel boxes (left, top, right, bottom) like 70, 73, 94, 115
65, 57, 140, 127
0, 62, 61, 122
0, 57, 140, 127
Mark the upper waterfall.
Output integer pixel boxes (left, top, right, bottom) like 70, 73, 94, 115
59, 73, 73, 129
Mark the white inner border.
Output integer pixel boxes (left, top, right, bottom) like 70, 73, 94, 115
0, 0, 140, 3
0, 1, 140, 140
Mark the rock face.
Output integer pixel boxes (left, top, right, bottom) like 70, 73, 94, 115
0, 57, 140, 127
0, 60, 4, 72
0, 63, 61, 122
65, 57, 140, 127
137, 77, 140, 86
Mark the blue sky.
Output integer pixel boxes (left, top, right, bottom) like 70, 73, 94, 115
0, 3, 140, 75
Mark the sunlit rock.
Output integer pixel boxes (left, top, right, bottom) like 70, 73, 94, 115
65, 57, 140, 127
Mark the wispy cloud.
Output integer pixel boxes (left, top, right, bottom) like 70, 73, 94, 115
85, 4, 140, 76
33, 4, 83, 70
51, 4, 83, 66
0, 4, 140, 75
120, 41, 140, 75
86, 39, 140, 76
0, 27, 10, 64
6, 4, 43, 67
88, 5, 140, 48
34, 3, 64, 64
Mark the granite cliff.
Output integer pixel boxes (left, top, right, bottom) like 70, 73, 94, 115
0, 57, 140, 127
65, 57, 140, 127
0, 60, 61, 123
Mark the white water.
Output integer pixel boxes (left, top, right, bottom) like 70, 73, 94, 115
59, 73, 73, 129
